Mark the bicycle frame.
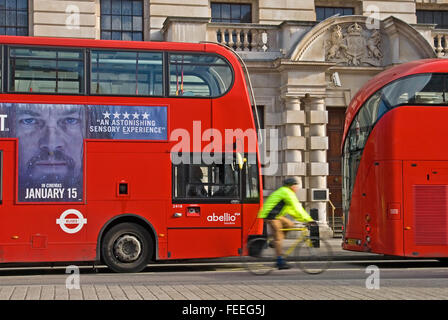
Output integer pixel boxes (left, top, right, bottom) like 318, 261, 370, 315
279, 227, 311, 258
243, 224, 332, 275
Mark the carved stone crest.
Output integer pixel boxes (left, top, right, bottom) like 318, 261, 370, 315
326, 23, 383, 66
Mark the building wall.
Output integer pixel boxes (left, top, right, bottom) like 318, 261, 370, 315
32, 0, 97, 38
258, 0, 316, 24
26, 1, 433, 41
361, 0, 416, 24
149, 0, 209, 40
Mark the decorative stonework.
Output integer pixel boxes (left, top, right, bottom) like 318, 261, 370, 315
325, 23, 383, 66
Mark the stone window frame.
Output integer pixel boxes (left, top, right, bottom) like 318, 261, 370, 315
314, 0, 361, 18
315, 6, 355, 22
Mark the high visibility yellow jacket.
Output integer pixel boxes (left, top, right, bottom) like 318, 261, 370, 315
258, 186, 313, 222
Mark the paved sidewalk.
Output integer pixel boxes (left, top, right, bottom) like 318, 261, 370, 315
1, 278, 448, 300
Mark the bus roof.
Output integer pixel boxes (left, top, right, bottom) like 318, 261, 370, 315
0, 34, 208, 51
0, 35, 237, 63
342, 58, 448, 147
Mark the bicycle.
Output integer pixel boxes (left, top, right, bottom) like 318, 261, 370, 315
242, 223, 333, 275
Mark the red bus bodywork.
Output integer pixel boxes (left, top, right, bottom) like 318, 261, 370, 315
0, 36, 263, 269
342, 59, 448, 258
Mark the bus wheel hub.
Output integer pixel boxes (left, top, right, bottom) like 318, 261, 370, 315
114, 235, 142, 262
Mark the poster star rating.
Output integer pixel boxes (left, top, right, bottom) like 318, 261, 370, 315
89, 105, 167, 140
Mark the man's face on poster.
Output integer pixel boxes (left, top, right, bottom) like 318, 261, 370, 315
16, 104, 84, 187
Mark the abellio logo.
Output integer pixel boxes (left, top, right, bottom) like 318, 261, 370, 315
207, 212, 240, 225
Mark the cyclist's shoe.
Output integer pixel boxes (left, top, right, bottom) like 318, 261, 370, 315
277, 262, 291, 270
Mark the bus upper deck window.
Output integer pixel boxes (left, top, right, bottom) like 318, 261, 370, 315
9, 47, 84, 94
91, 50, 163, 96
169, 53, 233, 97
381, 73, 445, 107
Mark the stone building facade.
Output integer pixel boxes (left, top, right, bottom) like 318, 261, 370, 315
19, 0, 448, 235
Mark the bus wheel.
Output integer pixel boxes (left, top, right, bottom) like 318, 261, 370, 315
101, 223, 153, 273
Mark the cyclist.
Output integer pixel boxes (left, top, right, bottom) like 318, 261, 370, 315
258, 177, 315, 269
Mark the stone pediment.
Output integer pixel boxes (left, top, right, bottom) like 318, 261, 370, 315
290, 15, 435, 67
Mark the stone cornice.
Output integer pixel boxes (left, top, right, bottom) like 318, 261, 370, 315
162, 16, 211, 33
274, 59, 336, 72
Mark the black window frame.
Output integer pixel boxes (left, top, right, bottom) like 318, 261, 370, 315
211, 2, 252, 24
243, 153, 260, 204
316, 6, 354, 21
168, 52, 235, 99
89, 48, 165, 97
0, 44, 235, 99
7, 45, 86, 95
100, 0, 144, 41
417, 10, 448, 29
171, 152, 260, 204
0, 0, 28, 36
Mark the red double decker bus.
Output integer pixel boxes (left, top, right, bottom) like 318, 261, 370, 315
0, 36, 262, 272
342, 59, 448, 259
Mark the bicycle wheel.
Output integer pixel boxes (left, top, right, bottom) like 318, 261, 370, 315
294, 238, 332, 275
242, 237, 276, 275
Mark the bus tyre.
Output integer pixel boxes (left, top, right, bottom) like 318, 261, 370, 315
101, 223, 153, 273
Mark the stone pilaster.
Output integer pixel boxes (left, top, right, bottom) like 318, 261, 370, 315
302, 95, 332, 237
281, 97, 306, 202
263, 103, 281, 195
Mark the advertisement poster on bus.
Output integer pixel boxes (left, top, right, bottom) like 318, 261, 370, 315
86, 105, 167, 140
0, 103, 84, 203
0, 103, 167, 203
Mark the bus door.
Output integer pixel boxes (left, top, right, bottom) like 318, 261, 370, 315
168, 153, 243, 259
241, 155, 263, 241
0, 140, 19, 262
0, 138, 88, 263
403, 161, 448, 258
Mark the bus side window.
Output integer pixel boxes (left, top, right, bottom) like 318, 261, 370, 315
91, 50, 163, 96
186, 166, 208, 198
173, 164, 210, 199
169, 54, 233, 97
9, 47, 84, 94
244, 161, 260, 201
172, 156, 240, 201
